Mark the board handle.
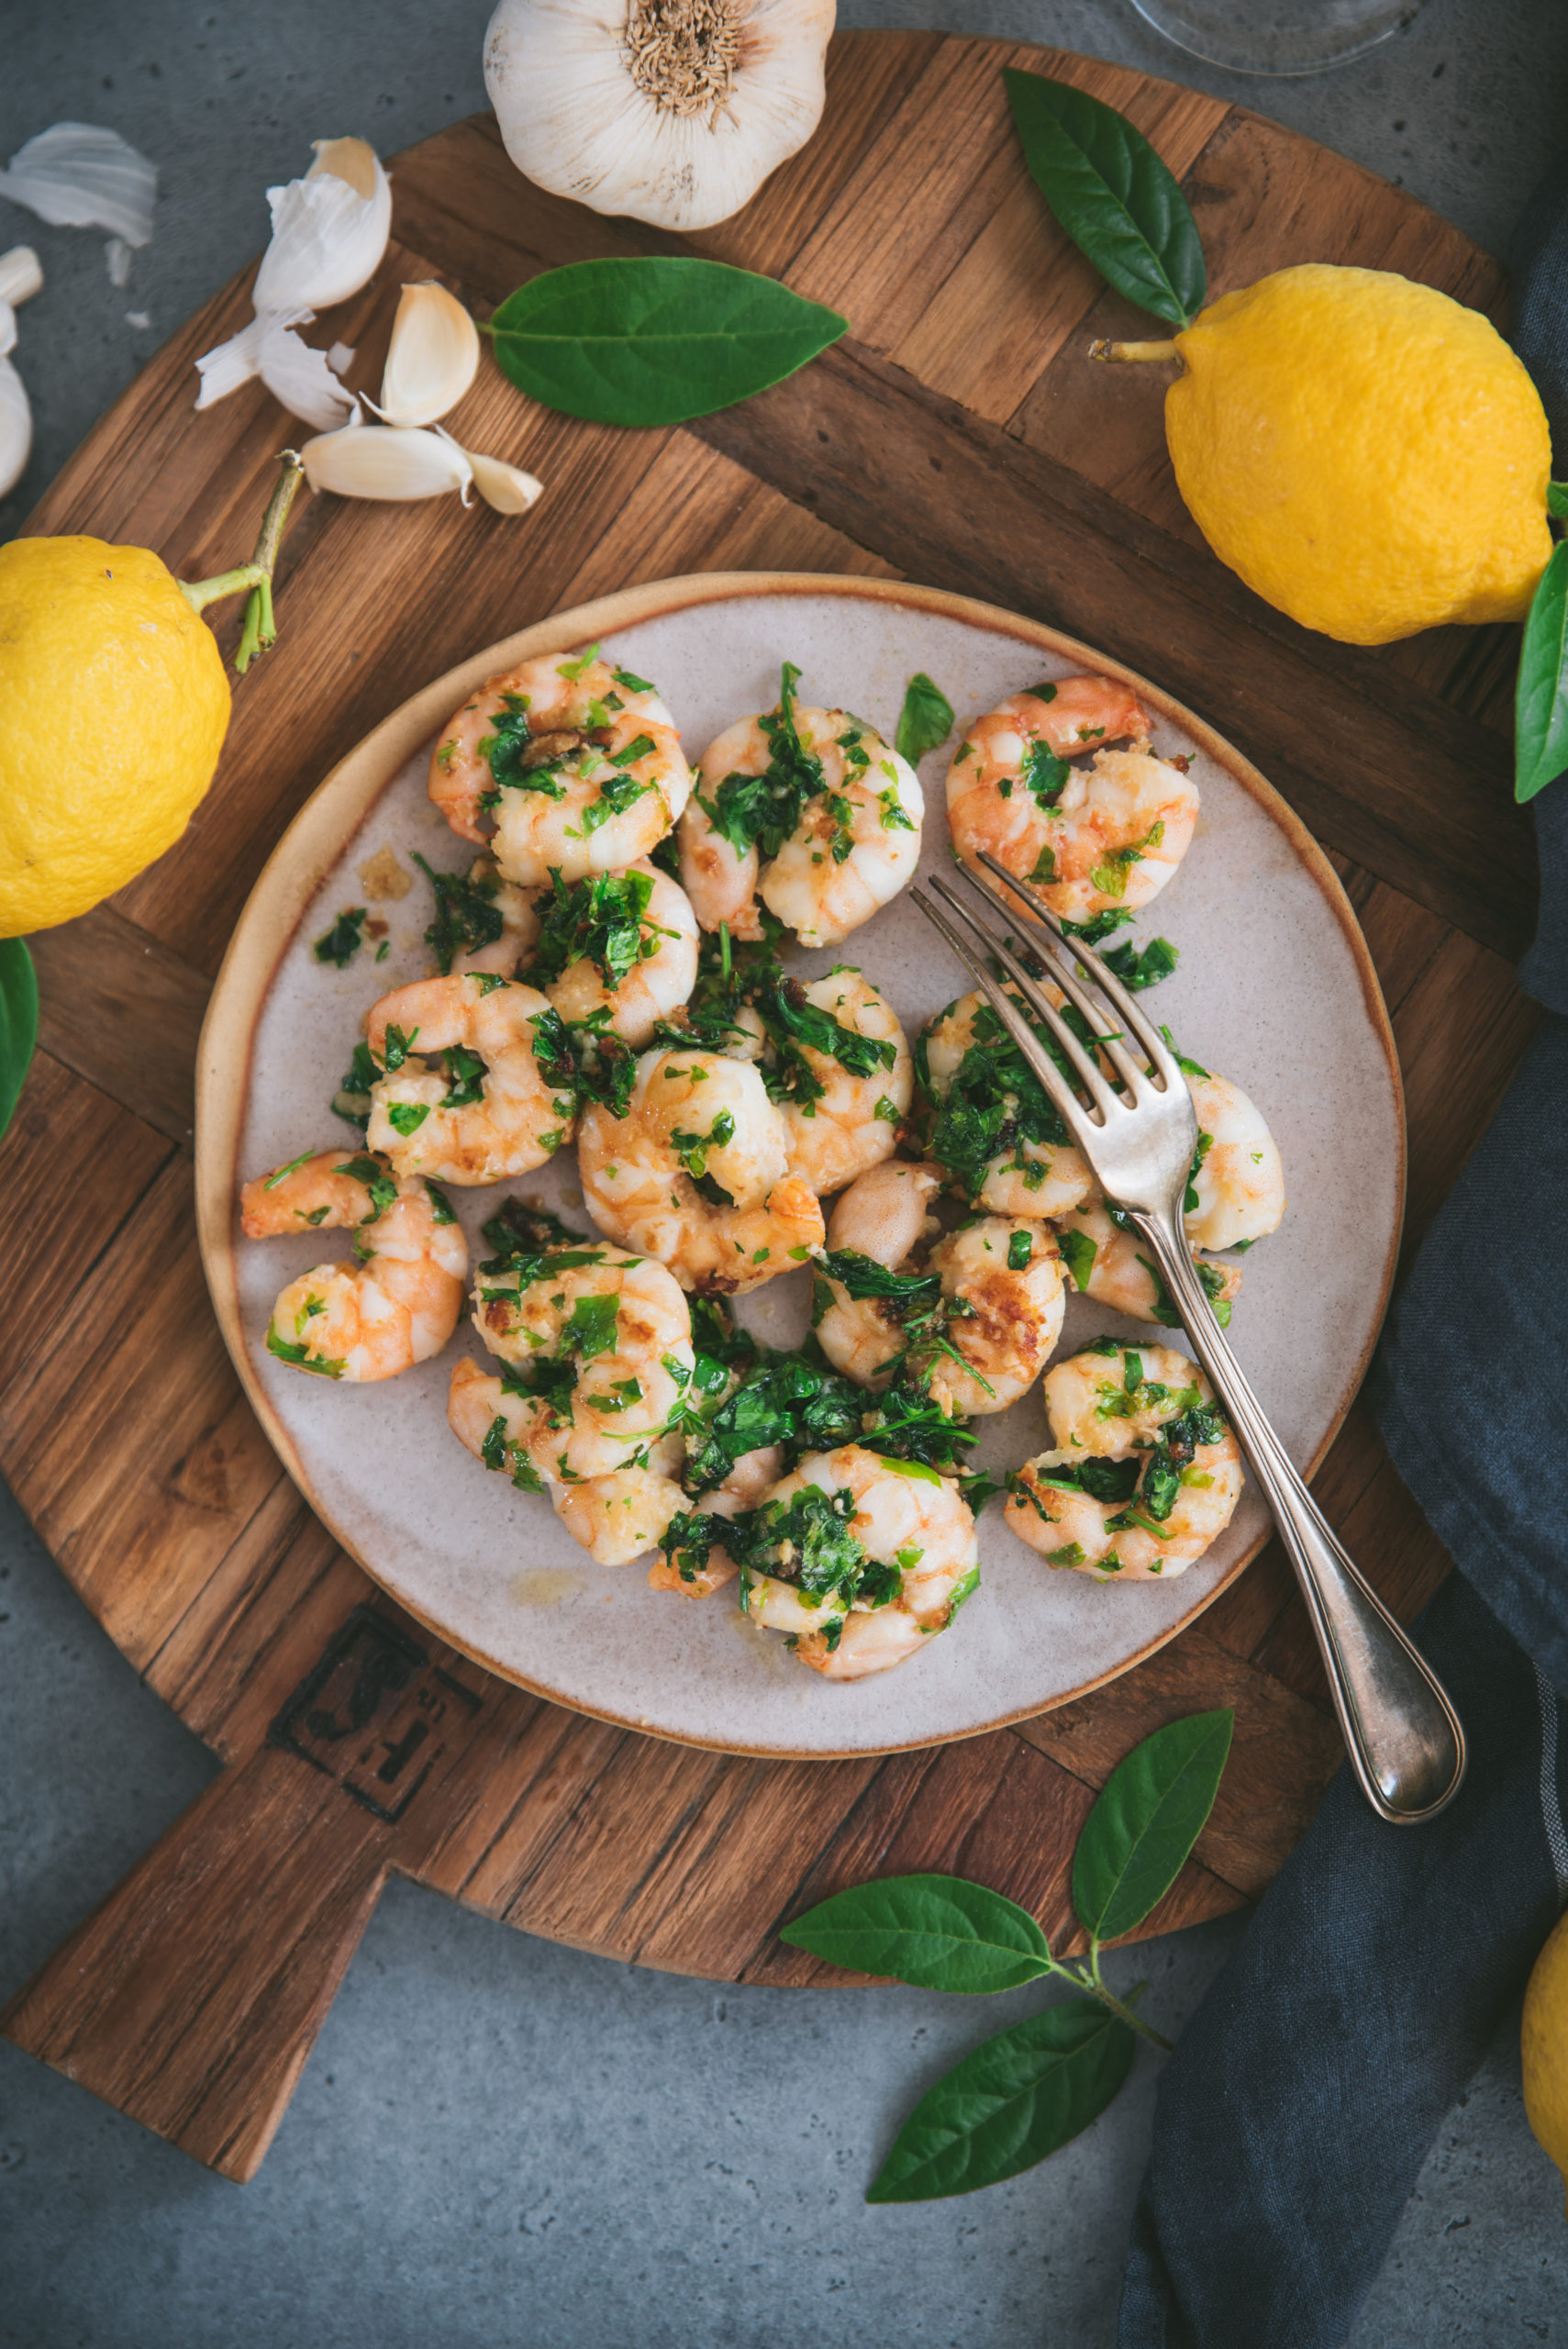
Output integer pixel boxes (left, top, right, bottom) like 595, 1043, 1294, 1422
1, 1605, 489, 2178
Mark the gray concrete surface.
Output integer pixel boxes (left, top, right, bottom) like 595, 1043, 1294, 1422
5, 2, 1568, 2342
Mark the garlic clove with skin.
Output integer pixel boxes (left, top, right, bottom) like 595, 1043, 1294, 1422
373, 282, 481, 429
301, 420, 474, 503
254, 139, 392, 315
484, 0, 834, 235
195, 138, 391, 420
0, 246, 44, 309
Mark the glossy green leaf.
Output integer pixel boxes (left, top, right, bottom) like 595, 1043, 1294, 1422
1073, 1709, 1234, 1943
867, 1998, 1135, 2201
1517, 540, 1568, 803
1547, 483, 1568, 518
0, 938, 38, 1143
895, 673, 955, 765
779, 1873, 1053, 1994
486, 258, 849, 429
1003, 69, 1206, 329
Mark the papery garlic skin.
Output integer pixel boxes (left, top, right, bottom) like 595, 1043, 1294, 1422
194, 139, 391, 423
0, 123, 157, 244
484, 0, 834, 234
302, 422, 474, 503
375, 282, 480, 428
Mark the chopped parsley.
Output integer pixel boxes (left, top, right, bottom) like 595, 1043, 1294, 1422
1006, 1229, 1033, 1272
313, 907, 367, 967
415, 852, 506, 974
916, 994, 1072, 1203
695, 662, 825, 861
1057, 1225, 1097, 1292
895, 672, 954, 765
530, 868, 658, 992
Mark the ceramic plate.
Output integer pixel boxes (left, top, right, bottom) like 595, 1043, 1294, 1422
197, 573, 1403, 1757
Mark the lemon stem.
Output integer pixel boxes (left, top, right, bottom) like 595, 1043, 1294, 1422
177, 450, 305, 674
1090, 338, 1183, 365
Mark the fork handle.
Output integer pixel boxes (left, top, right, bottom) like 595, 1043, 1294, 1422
1131, 1210, 1467, 1824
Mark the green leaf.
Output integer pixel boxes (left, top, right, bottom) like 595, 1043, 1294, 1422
1003, 69, 1206, 329
486, 258, 850, 429
867, 1998, 1135, 2201
895, 672, 955, 765
1517, 540, 1568, 802
780, 1873, 1053, 1994
1548, 483, 1568, 518
0, 938, 38, 1142
1073, 1709, 1234, 1943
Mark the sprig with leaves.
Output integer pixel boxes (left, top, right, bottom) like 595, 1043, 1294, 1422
1002, 65, 1568, 802
782, 1708, 1234, 2200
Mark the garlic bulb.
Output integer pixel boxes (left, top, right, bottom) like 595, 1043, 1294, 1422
484, 0, 835, 234
373, 282, 480, 428
301, 421, 474, 503
195, 139, 391, 424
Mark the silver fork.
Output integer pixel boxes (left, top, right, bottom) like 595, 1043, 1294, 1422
915, 853, 1466, 1826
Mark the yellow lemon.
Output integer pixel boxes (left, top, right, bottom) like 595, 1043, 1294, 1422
0, 535, 232, 939
1157, 264, 1553, 647
1524, 1905, 1568, 2213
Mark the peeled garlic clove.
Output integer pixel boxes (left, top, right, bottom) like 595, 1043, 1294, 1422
460, 444, 544, 515
302, 421, 473, 503
374, 281, 480, 429
0, 352, 32, 497
253, 138, 391, 314
0, 246, 43, 308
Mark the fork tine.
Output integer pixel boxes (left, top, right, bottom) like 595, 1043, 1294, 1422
941, 863, 1151, 1098
910, 890, 1098, 1158
927, 875, 1121, 1117
972, 850, 1184, 1090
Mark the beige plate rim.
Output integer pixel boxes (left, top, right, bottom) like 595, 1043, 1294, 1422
195, 569, 1407, 1759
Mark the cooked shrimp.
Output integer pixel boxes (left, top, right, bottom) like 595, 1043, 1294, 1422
468, 1241, 695, 1483
1005, 1342, 1242, 1582
679, 673, 923, 948
917, 991, 1094, 1217
812, 1165, 1063, 1414
948, 678, 1197, 924
450, 1365, 690, 1564
552, 1440, 688, 1567
1054, 1189, 1243, 1327
734, 1445, 979, 1679
240, 1147, 466, 1382
577, 1046, 825, 1295
428, 647, 690, 884
364, 972, 577, 1186
646, 1442, 783, 1598
922, 1218, 1065, 1416
533, 863, 700, 1049
1184, 1071, 1286, 1252
773, 968, 912, 1196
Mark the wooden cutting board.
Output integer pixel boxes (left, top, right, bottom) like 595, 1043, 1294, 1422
0, 34, 1539, 2180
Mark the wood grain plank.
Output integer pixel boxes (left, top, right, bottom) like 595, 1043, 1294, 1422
29, 904, 210, 1145
1013, 1629, 1342, 1898
0, 1053, 172, 1348
691, 339, 1532, 957
1012, 101, 1507, 555
0, 1163, 286, 1670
